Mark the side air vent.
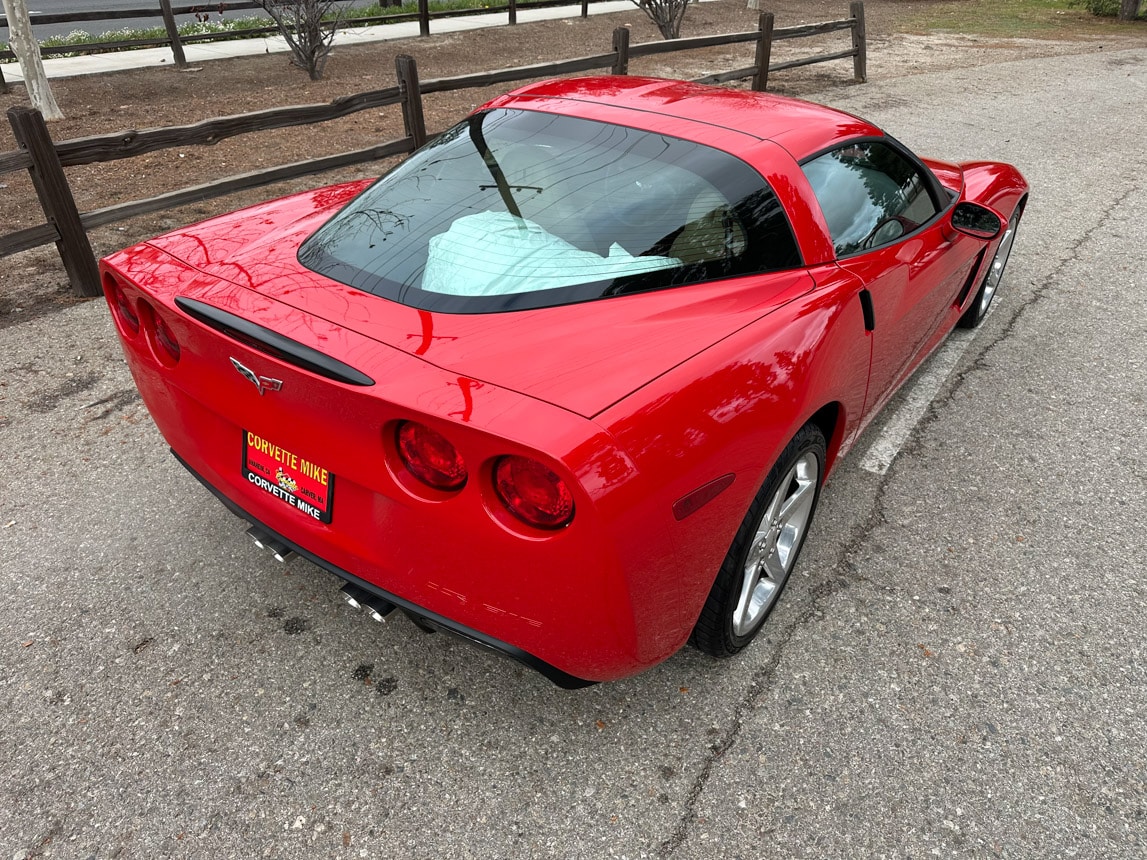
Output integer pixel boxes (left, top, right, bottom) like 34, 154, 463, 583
175, 296, 374, 387
953, 248, 988, 310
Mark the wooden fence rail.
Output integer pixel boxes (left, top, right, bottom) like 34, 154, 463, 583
0, 0, 597, 66
1, 4, 866, 297
52, 87, 408, 166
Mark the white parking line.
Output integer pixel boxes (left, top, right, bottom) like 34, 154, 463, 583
859, 325, 980, 475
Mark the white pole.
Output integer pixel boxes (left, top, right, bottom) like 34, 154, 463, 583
1, 0, 64, 120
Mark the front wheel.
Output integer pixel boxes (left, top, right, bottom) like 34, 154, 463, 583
690, 423, 825, 658
958, 201, 1024, 329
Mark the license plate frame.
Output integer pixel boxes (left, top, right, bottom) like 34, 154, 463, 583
242, 430, 334, 523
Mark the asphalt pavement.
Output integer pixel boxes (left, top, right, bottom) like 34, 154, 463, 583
2, 44, 1146, 859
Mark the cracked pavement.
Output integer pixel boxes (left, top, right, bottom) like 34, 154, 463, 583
2, 45, 1146, 859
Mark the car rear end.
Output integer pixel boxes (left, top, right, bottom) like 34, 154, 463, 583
100, 241, 684, 685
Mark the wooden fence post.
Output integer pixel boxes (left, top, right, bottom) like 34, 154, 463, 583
158, 0, 187, 68
418, 0, 430, 37
581, 0, 589, 17
611, 27, 630, 76
395, 55, 427, 149
509, 0, 517, 25
851, 1, 867, 83
752, 12, 773, 92
7, 106, 101, 298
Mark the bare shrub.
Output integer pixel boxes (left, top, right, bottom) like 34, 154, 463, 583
629, 0, 691, 39
255, 0, 346, 80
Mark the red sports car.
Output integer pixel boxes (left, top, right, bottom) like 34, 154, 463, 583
101, 77, 1027, 687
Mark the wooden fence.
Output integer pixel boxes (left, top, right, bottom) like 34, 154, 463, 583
0, 0, 601, 82
0, 4, 867, 297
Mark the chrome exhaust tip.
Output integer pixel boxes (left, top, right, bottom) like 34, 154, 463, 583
245, 525, 296, 562
340, 582, 396, 623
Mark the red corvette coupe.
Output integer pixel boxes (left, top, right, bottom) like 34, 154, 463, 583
101, 77, 1027, 687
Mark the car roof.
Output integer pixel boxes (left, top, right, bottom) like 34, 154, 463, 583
486, 76, 883, 162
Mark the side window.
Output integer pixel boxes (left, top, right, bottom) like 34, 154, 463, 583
801, 141, 939, 257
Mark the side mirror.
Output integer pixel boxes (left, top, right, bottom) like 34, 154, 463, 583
951, 202, 1003, 240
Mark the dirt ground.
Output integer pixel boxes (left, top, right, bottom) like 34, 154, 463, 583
1, 0, 1144, 321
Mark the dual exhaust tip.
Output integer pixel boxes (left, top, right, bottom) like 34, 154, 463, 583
340, 581, 398, 624
245, 525, 403, 625
246, 525, 295, 563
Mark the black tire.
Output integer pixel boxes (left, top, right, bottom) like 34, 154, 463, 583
958, 200, 1024, 329
690, 423, 826, 658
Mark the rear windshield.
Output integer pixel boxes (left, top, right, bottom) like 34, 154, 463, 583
300, 108, 800, 312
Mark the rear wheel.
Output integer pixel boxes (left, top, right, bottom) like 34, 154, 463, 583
958, 201, 1024, 329
690, 423, 825, 658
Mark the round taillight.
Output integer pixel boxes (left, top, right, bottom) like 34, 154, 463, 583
396, 421, 467, 491
109, 281, 140, 335
494, 456, 575, 529
154, 314, 181, 363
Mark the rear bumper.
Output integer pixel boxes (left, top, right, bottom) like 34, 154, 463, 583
173, 449, 595, 690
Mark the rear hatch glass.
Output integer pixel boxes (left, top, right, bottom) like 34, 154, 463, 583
299, 108, 800, 312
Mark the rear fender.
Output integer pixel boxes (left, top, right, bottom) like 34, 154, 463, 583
597, 272, 870, 657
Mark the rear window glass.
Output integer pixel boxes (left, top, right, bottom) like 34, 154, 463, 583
299, 109, 800, 312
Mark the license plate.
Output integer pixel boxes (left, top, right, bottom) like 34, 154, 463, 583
243, 430, 333, 523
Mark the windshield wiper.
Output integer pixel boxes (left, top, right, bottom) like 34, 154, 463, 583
468, 115, 524, 221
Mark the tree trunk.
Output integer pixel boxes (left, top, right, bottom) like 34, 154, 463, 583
1, 0, 64, 120
1119, 0, 1140, 21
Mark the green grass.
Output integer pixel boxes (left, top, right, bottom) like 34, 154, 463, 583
39, 17, 269, 50
899, 0, 1144, 37
349, 0, 503, 19
1070, 0, 1144, 16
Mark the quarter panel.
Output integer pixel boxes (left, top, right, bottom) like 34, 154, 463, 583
597, 271, 870, 649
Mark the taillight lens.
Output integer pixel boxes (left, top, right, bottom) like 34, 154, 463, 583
108, 280, 140, 335
396, 421, 467, 491
494, 456, 575, 529
153, 314, 181, 363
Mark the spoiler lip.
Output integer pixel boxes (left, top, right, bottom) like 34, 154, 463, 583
175, 296, 375, 387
